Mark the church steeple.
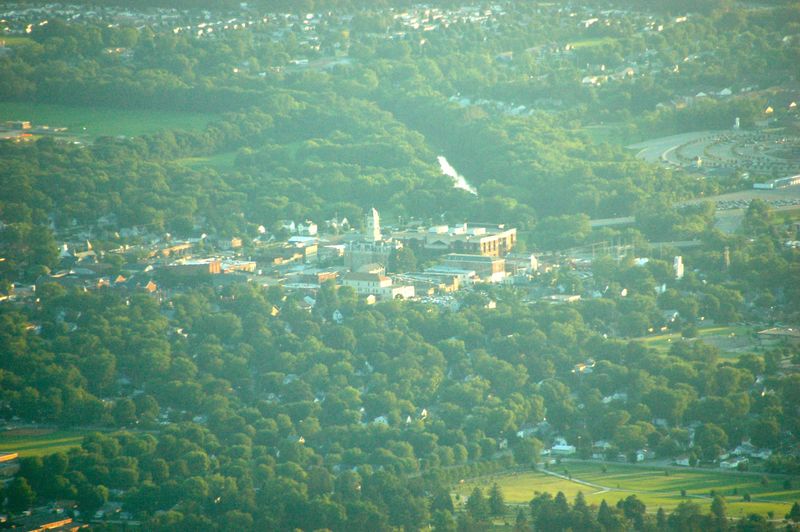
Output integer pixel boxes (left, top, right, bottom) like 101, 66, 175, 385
366, 207, 381, 242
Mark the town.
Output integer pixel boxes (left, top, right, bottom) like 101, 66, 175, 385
1, 0, 799, 530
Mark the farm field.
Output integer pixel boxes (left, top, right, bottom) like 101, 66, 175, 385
0, 101, 219, 138
0, 428, 87, 457
455, 462, 800, 519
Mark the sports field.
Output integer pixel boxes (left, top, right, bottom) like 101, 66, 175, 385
455, 462, 799, 518
0, 428, 85, 457
0, 101, 218, 138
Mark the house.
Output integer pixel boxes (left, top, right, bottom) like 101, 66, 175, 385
217, 237, 242, 250
550, 437, 576, 456
720, 458, 747, 469
297, 220, 318, 236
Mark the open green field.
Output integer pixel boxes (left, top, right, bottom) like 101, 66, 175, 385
0, 35, 36, 46
173, 150, 238, 170
456, 462, 799, 519
0, 428, 86, 457
581, 123, 634, 146
0, 101, 219, 138
635, 325, 757, 359
568, 37, 618, 49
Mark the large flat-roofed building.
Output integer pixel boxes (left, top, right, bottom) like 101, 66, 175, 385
341, 272, 415, 300
442, 253, 506, 281
392, 223, 516, 257
345, 240, 401, 271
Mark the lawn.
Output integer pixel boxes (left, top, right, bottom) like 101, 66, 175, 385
0, 35, 36, 46
568, 37, 618, 49
0, 101, 219, 138
173, 150, 238, 170
456, 462, 799, 518
581, 123, 634, 146
635, 325, 757, 359
0, 428, 86, 457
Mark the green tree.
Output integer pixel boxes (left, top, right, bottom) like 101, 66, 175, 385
711, 494, 727, 524
5, 477, 36, 514
786, 502, 800, 522
488, 483, 506, 516
466, 487, 490, 522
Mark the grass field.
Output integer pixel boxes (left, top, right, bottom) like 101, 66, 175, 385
635, 325, 757, 359
456, 462, 799, 519
581, 123, 634, 146
0, 428, 86, 457
568, 37, 618, 49
0, 101, 219, 138
0, 35, 36, 46
173, 150, 238, 170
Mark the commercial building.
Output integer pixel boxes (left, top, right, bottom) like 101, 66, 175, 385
441, 253, 506, 282
340, 272, 415, 300
392, 223, 516, 257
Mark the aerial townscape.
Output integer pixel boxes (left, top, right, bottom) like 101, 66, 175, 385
0, 0, 799, 530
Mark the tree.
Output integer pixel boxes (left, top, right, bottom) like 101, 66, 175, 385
466, 487, 489, 522
76, 483, 108, 514
512, 437, 543, 465
431, 509, 457, 532
620, 494, 646, 530
786, 502, 800, 523
656, 507, 667, 529
431, 488, 454, 514
694, 423, 729, 462
388, 246, 417, 273
711, 494, 727, 524
488, 483, 506, 517
5, 477, 36, 514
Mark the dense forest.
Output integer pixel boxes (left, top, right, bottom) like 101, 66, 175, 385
1, 0, 799, 530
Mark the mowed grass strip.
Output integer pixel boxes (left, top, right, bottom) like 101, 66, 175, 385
0, 35, 36, 46
0, 428, 86, 457
456, 462, 799, 517
0, 101, 219, 138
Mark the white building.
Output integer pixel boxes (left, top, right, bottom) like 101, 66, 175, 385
340, 272, 415, 300
673, 256, 684, 280
550, 437, 576, 456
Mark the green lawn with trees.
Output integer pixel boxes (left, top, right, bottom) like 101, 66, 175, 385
457, 462, 799, 517
0, 102, 218, 138
0, 429, 86, 457
1, 1, 799, 529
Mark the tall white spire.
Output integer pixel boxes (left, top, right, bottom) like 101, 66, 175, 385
366, 207, 381, 242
